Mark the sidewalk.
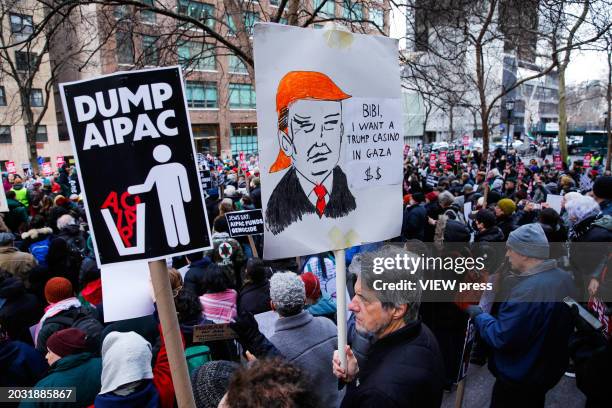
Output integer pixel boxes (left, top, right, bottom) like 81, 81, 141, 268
442, 364, 586, 408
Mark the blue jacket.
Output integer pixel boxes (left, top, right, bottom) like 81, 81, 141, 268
402, 204, 427, 241
94, 380, 159, 408
474, 261, 575, 389
0, 340, 47, 387
600, 199, 612, 216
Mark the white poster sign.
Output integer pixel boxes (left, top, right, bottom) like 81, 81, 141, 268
254, 23, 403, 259
546, 194, 563, 214
100, 260, 155, 322
0, 187, 8, 212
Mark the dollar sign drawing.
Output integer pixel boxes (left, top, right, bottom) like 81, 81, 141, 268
375, 167, 382, 180
364, 166, 373, 181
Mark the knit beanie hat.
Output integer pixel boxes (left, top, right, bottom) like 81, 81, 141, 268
270, 272, 305, 315
100, 331, 153, 394
46, 328, 88, 357
412, 192, 425, 203
496, 198, 517, 216
593, 176, 612, 200
506, 223, 550, 259
300, 272, 321, 302
425, 191, 438, 202
45, 277, 73, 304
192, 361, 239, 408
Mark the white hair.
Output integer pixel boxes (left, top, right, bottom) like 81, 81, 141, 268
56, 214, 76, 231
438, 191, 455, 207
565, 195, 600, 225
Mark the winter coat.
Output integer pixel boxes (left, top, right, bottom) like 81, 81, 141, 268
94, 380, 159, 408
204, 232, 245, 288
250, 187, 262, 209
340, 320, 444, 408
182, 258, 213, 296
474, 226, 505, 242
20, 228, 54, 267
0, 340, 47, 387
600, 199, 612, 216
474, 261, 575, 389
0, 277, 43, 344
495, 214, 517, 241
568, 214, 612, 297
0, 247, 38, 286
270, 310, 340, 408
237, 281, 271, 316
20, 352, 101, 408
5, 198, 28, 233
306, 292, 337, 322
401, 204, 427, 241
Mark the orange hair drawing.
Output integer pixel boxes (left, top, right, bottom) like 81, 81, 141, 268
270, 71, 351, 173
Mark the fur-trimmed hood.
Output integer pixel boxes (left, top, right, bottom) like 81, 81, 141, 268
21, 227, 53, 240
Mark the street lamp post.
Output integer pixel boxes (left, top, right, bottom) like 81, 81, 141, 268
505, 100, 515, 153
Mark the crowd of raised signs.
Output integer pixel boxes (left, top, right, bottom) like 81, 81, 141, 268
1, 143, 611, 408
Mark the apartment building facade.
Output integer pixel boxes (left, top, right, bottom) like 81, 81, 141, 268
0, 1, 72, 172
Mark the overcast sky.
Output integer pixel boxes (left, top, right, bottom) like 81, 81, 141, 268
390, 8, 609, 85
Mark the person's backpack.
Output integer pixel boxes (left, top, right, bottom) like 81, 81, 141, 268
185, 344, 212, 375
44, 306, 104, 351
29, 236, 51, 267
63, 234, 87, 272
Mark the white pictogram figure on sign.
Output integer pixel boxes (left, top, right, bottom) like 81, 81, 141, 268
128, 144, 192, 247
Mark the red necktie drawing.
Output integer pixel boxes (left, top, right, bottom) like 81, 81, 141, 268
313, 184, 328, 217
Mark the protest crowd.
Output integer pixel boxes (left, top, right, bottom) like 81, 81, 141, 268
1, 143, 611, 408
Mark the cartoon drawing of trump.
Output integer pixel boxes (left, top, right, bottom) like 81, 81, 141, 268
266, 71, 356, 235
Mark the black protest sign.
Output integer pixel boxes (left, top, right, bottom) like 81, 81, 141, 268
193, 324, 237, 343
200, 169, 212, 190
225, 209, 264, 237
457, 318, 476, 382
426, 174, 439, 187
60, 67, 212, 266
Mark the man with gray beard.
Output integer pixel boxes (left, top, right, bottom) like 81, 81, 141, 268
332, 245, 444, 407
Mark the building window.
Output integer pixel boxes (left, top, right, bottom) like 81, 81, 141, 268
229, 83, 256, 109
140, 0, 156, 23
270, 0, 279, 6
342, 0, 362, 20
0, 126, 11, 144
185, 81, 218, 108
279, 17, 288, 25
313, 0, 335, 17
370, 8, 383, 27
142, 35, 159, 66
10, 14, 34, 36
0, 87, 5, 106
178, 0, 216, 30
192, 124, 219, 154
30, 89, 43, 107
116, 31, 134, 64
35, 125, 48, 142
227, 11, 259, 35
178, 41, 216, 71
114, 5, 130, 19
228, 54, 248, 74
15, 51, 37, 71
230, 124, 257, 155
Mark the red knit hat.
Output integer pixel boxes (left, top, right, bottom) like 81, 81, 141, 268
46, 328, 88, 357
425, 191, 439, 202
300, 272, 321, 302
45, 277, 73, 304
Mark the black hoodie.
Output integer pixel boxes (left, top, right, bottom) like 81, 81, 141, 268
0, 277, 43, 344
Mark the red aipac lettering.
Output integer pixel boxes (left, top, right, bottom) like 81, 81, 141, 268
101, 191, 141, 247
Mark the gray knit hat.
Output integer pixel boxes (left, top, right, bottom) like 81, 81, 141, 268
192, 361, 239, 408
506, 223, 549, 259
270, 271, 305, 316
